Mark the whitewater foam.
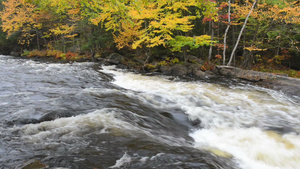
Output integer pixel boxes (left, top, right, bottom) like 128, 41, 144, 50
100, 65, 300, 169
18, 109, 138, 143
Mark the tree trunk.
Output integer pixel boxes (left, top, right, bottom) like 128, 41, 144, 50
241, 50, 253, 69
36, 29, 40, 51
223, 0, 231, 65
143, 48, 151, 71
241, 21, 260, 68
227, 0, 257, 66
183, 46, 188, 61
208, 21, 214, 61
62, 36, 66, 53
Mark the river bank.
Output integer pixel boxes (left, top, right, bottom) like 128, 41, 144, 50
215, 66, 300, 101
91, 53, 300, 101
10, 51, 300, 101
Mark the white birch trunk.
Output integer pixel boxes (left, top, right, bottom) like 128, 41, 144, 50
223, 0, 231, 65
208, 21, 214, 61
227, 0, 257, 66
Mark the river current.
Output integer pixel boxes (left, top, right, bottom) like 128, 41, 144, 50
0, 55, 299, 169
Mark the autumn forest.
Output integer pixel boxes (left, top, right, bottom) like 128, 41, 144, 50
0, 0, 299, 76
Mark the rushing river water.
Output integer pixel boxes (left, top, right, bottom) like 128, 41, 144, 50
0, 55, 299, 169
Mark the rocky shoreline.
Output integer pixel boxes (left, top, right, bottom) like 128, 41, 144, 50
216, 66, 300, 100
93, 53, 300, 100
8, 52, 300, 102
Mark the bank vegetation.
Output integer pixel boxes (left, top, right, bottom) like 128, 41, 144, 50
0, 0, 299, 77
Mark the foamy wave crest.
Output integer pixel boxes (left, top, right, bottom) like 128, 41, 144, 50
101, 65, 300, 169
17, 108, 138, 143
191, 128, 300, 169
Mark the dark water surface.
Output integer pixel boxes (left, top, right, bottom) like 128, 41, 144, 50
0, 55, 299, 169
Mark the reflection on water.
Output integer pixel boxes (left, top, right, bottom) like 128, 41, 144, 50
0, 55, 299, 169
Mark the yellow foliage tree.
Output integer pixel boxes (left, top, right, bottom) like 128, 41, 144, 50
88, 0, 218, 52
0, 0, 39, 45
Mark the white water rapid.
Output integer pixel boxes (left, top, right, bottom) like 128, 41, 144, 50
1, 55, 299, 168
101, 65, 300, 169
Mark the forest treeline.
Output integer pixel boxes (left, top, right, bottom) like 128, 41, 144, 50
0, 0, 299, 76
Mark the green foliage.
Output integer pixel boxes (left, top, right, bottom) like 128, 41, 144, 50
21, 50, 30, 57
263, 0, 289, 8
267, 31, 280, 39
159, 60, 168, 66
144, 63, 157, 70
171, 57, 179, 64
80, 25, 113, 52
169, 35, 213, 52
285, 69, 300, 78
158, 57, 181, 66
0, 26, 19, 53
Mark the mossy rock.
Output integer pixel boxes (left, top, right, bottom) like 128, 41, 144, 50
171, 64, 188, 77
185, 55, 202, 64
107, 53, 125, 64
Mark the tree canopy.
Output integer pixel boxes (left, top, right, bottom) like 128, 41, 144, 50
0, 0, 299, 73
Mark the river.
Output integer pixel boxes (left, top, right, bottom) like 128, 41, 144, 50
0, 55, 299, 169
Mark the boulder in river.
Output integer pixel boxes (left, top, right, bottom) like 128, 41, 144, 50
16, 159, 48, 169
8, 118, 39, 126
38, 111, 74, 122
10, 51, 20, 57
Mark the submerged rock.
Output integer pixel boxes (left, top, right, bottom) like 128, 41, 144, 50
190, 118, 201, 127
38, 111, 74, 122
16, 159, 48, 169
9, 118, 39, 125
